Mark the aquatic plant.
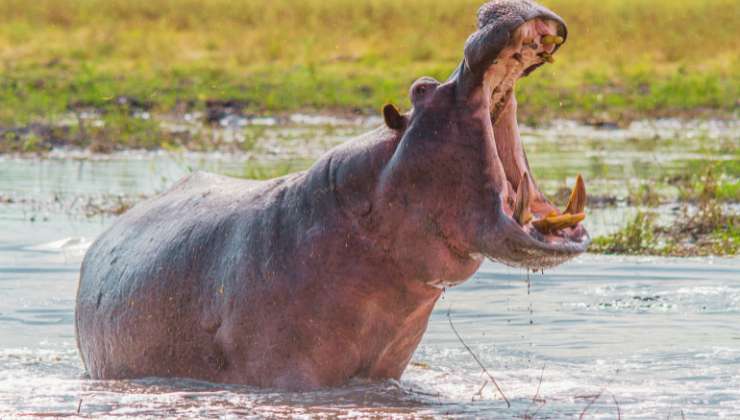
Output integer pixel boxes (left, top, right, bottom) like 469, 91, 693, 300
677, 164, 740, 204
591, 211, 658, 255
626, 183, 664, 207
591, 198, 738, 257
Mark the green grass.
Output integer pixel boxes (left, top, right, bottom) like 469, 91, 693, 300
1, 0, 738, 129
677, 163, 740, 203
591, 211, 660, 255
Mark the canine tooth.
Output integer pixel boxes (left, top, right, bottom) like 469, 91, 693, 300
532, 213, 585, 234
542, 35, 564, 45
513, 172, 533, 226
539, 52, 554, 63
564, 174, 586, 214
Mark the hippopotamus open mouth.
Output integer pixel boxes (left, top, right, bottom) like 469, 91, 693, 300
468, 2, 590, 268
463, 0, 590, 269
465, 2, 590, 268
381, 0, 589, 272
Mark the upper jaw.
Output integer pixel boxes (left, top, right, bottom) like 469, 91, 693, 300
483, 17, 563, 119
451, 0, 568, 100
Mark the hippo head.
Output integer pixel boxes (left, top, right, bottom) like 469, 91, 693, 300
376, 0, 588, 284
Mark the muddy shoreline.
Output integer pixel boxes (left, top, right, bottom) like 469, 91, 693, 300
0, 105, 381, 155
2, 104, 738, 155
1, 116, 737, 257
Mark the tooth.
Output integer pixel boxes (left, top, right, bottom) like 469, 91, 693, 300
522, 37, 538, 49
564, 174, 586, 215
532, 213, 586, 234
539, 52, 555, 63
542, 35, 564, 46
513, 172, 533, 226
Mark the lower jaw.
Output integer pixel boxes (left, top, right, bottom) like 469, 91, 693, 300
487, 91, 587, 241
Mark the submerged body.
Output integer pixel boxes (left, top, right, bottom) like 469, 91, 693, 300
76, 0, 589, 390
77, 130, 447, 389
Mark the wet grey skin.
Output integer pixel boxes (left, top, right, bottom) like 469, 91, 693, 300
76, 0, 588, 391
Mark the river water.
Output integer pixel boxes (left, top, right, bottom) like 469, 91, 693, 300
0, 118, 738, 418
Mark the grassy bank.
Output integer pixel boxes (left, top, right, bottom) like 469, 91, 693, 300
1, 0, 738, 136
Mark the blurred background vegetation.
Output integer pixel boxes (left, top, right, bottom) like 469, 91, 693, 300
1, 0, 738, 127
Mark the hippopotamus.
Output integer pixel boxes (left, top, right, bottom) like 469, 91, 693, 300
75, 0, 589, 391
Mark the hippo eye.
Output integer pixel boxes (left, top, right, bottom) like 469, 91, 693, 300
414, 85, 427, 97
409, 77, 440, 102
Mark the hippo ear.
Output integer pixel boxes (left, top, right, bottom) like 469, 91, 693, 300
382, 104, 407, 131
463, 14, 523, 77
